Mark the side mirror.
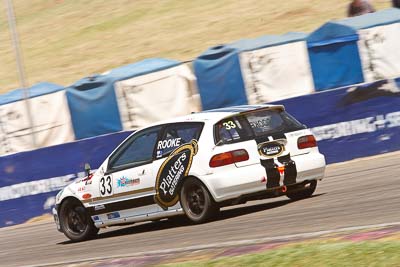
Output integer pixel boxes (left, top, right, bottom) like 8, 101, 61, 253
84, 163, 91, 177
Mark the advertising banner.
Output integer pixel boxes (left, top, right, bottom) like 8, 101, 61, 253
0, 131, 132, 228
273, 78, 400, 163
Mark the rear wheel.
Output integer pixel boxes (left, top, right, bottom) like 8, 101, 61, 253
59, 198, 99, 242
180, 177, 219, 223
286, 180, 317, 201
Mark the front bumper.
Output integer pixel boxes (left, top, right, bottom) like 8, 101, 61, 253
52, 207, 62, 232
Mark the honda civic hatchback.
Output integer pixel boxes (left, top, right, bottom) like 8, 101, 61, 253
53, 104, 326, 242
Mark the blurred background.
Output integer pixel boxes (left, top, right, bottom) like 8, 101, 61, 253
1, 1, 400, 266
0, 0, 391, 92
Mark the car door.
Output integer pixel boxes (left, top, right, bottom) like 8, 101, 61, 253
102, 126, 162, 218
151, 122, 204, 210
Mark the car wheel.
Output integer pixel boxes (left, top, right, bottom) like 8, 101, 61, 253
59, 198, 99, 242
286, 180, 317, 201
180, 177, 219, 223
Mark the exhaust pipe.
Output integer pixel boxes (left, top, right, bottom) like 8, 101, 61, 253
281, 185, 287, 193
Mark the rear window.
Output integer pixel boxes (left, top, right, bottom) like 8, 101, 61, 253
215, 109, 304, 144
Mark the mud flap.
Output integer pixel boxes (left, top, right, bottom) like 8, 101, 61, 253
278, 154, 297, 185
260, 159, 280, 188
258, 139, 298, 188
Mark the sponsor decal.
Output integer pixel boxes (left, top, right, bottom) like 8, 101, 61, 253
154, 140, 198, 210
92, 215, 100, 221
82, 193, 92, 199
99, 166, 105, 176
94, 204, 105, 211
257, 137, 296, 189
117, 176, 140, 188
99, 176, 113, 196
249, 117, 271, 129
223, 120, 236, 130
157, 138, 182, 150
106, 212, 120, 220
156, 150, 163, 158
87, 194, 154, 216
258, 141, 285, 158
77, 186, 86, 192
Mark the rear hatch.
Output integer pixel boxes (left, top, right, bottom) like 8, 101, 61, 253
213, 107, 315, 168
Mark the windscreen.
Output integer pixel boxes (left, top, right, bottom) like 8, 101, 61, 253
215, 109, 304, 144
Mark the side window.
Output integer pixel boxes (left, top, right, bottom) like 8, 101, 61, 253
109, 127, 160, 169
156, 123, 203, 158
215, 117, 248, 144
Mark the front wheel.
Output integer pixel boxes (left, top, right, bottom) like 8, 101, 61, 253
180, 177, 219, 223
59, 198, 99, 242
286, 180, 317, 201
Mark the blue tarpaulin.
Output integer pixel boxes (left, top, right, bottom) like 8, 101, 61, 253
66, 58, 180, 139
307, 8, 400, 91
0, 82, 64, 105
230, 32, 307, 51
194, 45, 248, 110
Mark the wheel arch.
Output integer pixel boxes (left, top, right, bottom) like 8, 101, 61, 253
56, 196, 85, 220
58, 196, 82, 207
180, 175, 217, 203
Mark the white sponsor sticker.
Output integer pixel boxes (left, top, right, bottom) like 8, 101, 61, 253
157, 138, 182, 150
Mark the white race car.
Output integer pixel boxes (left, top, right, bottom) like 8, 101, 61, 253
53, 104, 326, 242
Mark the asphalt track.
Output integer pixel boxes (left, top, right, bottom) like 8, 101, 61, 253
1, 152, 399, 267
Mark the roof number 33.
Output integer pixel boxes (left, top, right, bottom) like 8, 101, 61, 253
100, 176, 113, 196
223, 121, 236, 130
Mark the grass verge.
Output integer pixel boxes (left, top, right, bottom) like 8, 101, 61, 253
0, 0, 391, 93
158, 240, 400, 267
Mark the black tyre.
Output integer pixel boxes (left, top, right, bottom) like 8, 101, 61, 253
59, 198, 99, 242
286, 180, 317, 201
180, 177, 219, 223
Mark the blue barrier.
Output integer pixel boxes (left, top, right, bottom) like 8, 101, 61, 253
1, 78, 400, 227
273, 78, 400, 163
0, 131, 132, 228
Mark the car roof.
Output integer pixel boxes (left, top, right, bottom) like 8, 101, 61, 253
149, 104, 285, 127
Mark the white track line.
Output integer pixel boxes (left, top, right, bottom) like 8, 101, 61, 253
28, 221, 400, 267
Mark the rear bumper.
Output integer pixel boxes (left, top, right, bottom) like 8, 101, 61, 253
200, 152, 325, 202
292, 152, 326, 182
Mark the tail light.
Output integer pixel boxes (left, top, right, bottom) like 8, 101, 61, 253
297, 135, 317, 149
209, 149, 249, 168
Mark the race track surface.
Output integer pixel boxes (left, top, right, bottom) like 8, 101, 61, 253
1, 152, 399, 267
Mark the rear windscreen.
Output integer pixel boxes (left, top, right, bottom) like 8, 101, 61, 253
215, 109, 304, 144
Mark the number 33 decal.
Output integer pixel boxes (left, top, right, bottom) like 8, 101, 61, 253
100, 176, 113, 196
223, 121, 236, 130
